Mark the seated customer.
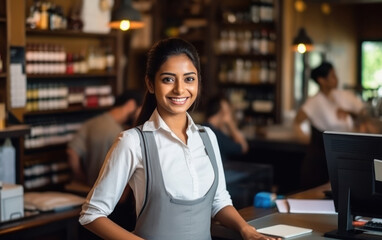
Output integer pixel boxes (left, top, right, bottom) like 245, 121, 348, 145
294, 61, 366, 144
67, 90, 142, 187
204, 95, 272, 208
204, 95, 248, 162
294, 61, 366, 189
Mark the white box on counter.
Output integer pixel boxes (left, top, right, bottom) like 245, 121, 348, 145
0, 183, 24, 222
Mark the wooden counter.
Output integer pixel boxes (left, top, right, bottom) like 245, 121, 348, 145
0, 208, 80, 240
212, 183, 331, 240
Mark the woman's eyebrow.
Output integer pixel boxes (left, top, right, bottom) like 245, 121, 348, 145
184, 72, 196, 76
159, 72, 196, 76
159, 72, 176, 76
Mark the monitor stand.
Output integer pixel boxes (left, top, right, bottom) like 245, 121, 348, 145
324, 175, 382, 240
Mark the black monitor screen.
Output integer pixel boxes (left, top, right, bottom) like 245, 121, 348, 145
323, 131, 382, 219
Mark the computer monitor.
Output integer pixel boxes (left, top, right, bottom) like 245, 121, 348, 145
323, 131, 382, 239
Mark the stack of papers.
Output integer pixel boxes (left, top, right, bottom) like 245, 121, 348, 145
276, 199, 336, 214
24, 192, 85, 212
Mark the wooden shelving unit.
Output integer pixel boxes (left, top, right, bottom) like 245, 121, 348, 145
209, 0, 282, 126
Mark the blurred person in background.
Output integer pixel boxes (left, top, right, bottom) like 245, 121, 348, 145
204, 94, 248, 162
294, 61, 367, 189
67, 90, 143, 187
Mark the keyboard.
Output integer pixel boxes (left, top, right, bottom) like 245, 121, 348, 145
362, 221, 382, 233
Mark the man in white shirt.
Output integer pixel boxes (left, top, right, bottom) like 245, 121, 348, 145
294, 61, 366, 189
294, 61, 365, 143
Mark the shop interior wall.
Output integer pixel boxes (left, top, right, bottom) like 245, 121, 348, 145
282, 1, 382, 115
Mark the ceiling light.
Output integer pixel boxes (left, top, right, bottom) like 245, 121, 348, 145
292, 28, 313, 53
109, 0, 144, 31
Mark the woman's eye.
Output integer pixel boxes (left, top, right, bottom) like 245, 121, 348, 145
185, 77, 195, 82
162, 77, 174, 83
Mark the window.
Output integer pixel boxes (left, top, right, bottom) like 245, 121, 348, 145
360, 40, 382, 90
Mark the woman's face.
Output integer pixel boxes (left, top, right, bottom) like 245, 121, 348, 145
326, 69, 338, 89
148, 54, 199, 119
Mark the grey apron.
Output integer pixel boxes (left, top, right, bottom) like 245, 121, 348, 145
134, 126, 218, 240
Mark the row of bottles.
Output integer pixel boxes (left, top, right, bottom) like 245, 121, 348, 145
24, 117, 83, 149
221, 0, 274, 24
26, 43, 115, 75
26, 1, 67, 30
24, 160, 71, 189
26, 0, 84, 31
26, 83, 114, 111
227, 88, 275, 138
215, 29, 276, 55
219, 59, 276, 84
228, 89, 274, 113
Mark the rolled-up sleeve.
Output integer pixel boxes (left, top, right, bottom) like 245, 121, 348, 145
79, 130, 141, 225
205, 128, 233, 217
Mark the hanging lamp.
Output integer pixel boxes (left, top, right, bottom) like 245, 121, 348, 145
292, 27, 313, 54
109, 0, 144, 31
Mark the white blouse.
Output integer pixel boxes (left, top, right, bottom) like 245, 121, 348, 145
79, 109, 232, 225
302, 89, 364, 132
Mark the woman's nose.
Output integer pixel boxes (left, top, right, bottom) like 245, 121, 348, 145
173, 81, 185, 94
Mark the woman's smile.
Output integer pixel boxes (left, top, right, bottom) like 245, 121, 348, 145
168, 97, 189, 105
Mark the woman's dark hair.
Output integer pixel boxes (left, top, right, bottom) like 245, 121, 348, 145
135, 38, 202, 126
310, 61, 333, 84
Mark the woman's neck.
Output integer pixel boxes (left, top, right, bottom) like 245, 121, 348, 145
158, 111, 189, 144
321, 87, 333, 96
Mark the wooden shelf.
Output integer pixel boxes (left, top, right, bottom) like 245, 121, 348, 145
0, 72, 6, 78
0, 17, 6, 22
216, 53, 276, 60
220, 82, 275, 89
23, 144, 66, 158
27, 72, 116, 79
0, 125, 31, 139
26, 29, 118, 38
244, 110, 275, 118
24, 106, 110, 116
220, 22, 275, 30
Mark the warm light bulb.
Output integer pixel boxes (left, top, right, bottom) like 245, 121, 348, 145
294, 0, 306, 13
297, 43, 307, 53
120, 20, 131, 31
321, 3, 331, 15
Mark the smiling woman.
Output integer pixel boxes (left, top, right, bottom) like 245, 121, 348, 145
79, 38, 279, 240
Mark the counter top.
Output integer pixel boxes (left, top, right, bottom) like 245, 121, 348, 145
0, 125, 30, 139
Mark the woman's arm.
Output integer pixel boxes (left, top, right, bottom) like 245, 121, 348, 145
84, 217, 143, 240
214, 206, 279, 240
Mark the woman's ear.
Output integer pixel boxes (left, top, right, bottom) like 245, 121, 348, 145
145, 77, 154, 94
317, 77, 326, 87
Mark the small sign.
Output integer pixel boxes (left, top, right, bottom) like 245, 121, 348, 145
374, 159, 382, 182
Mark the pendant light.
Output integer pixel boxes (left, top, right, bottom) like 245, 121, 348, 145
109, 0, 144, 31
292, 27, 313, 54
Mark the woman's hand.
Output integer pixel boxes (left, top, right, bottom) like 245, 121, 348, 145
240, 224, 281, 240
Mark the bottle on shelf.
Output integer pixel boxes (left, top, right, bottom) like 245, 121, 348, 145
250, 0, 261, 23
105, 46, 115, 72
0, 54, 3, 73
259, 29, 269, 55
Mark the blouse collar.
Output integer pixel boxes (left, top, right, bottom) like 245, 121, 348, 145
142, 108, 199, 134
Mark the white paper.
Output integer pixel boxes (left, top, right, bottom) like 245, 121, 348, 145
287, 199, 336, 214
275, 199, 289, 213
10, 63, 26, 108
374, 159, 382, 182
81, 0, 113, 33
